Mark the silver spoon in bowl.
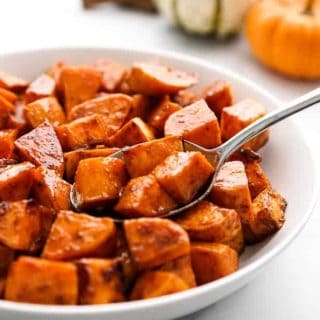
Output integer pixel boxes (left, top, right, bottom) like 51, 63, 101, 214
71, 88, 320, 220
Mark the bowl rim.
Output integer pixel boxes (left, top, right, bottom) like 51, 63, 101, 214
0, 46, 319, 316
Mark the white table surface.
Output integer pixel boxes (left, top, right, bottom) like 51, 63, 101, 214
1, 1, 320, 319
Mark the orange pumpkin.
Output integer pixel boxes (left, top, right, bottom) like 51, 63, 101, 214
245, 0, 320, 79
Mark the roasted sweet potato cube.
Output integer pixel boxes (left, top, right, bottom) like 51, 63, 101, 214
124, 218, 190, 270
191, 242, 238, 285
56, 114, 111, 151
153, 151, 214, 204
0, 71, 28, 92
171, 90, 197, 107
24, 97, 65, 128
5, 256, 78, 305
200, 80, 233, 118
130, 271, 188, 300
25, 74, 56, 103
15, 121, 64, 176
0, 129, 18, 158
42, 211, 117, 260
220, 99, 269, 150
47, 60, 66, 84
0, 95, 14, 129
164, 100, 221, 148
0, 244, 14, 276
5, 100, 27, 134
59, 66, 102, 114
64, 147, 118, 181
0, 200, 55, 251
158, 255, 196, 288
147, 96, 182, 132
0, 88, 18, 104
76, 258, 124, 304
127, 94, 150, 120
32, 166, 71, 211
115, 174, 177, 217
123, 136, 183, 178
0, 162, 35, 201
74, 157, 127, 209
175, 201, 244, 253
128, 63, 198, 95
109, 117, 155, 148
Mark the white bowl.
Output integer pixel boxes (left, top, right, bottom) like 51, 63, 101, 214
0, 47, 318, 320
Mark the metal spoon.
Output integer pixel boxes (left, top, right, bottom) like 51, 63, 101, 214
71, 88, 320, 219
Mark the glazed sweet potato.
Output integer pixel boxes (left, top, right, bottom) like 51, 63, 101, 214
0, 162, 35, 201
191, 243, 238, 285
0, 88, 18, 104
128, 63, 198, 95
76, 258, 124, 304
130, 271, 188, 300
25, 74, 56, 103
0, 71, 28, 92
64, 147, 118, 181
153, 151, 214, 204
74, 157, 127, 209
0, 129, 18, 158
123, 136, 183, 178
124, 218, 190, 270
108, 117, 155, 147
5, 256, 78, 305
175, 201, 244, 253
42, 211, 117, 260
15, 120, 64, 176
115, 174, 177, 217
164, 100, 222, 148
24, 97, 66, 128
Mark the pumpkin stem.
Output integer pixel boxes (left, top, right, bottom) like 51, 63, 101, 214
304, 0, 314, 14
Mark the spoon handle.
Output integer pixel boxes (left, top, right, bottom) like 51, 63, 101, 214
221, 88, 320, 158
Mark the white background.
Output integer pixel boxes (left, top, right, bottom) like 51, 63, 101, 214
1, 1, 320, 319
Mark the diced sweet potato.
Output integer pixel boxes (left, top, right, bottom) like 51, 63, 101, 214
158, 255, 196, 288
147, 96, 182, 132
171, 90, 197, 107
124, 218, 190, 270
25, 74, 56, 104
76, 258, 124, 304
0, 71, 29, 92
175, 201, 244, 253
164, 100, 222, 148
220, 99, 269, 150
191, 243, 238, 285
24, 97, 66, 128
200, 80, 233, 118
153, 151, 214, 204
47, 61, 66, 84
59, 66, 102, 114
15, 121, 64, 176
127, 94, 150, 120
5, 256, 78, 305
56, 114, 112, 151
0, 129, 18, 158
42, 210, 117, 260
74, 157, 127, 209
109, 117, 155, 148
64, 147, 118, 181
0, 244, 14, 276
0, 200, 55, 251
123, 136, 183, 178
32, 166, 71, 211
115, 174, 177, 217
6, 100, 27, 134
0, 162, 35, 201
128, 63, 198, 95
0, 88, 18, 104
0, 95, 14, 129
130, 271, 188, 300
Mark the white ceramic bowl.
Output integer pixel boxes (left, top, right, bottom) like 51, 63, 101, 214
0, 48, 318, 320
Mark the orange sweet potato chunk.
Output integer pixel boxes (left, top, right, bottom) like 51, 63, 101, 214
5, 256, 78, 305
127, 94, 150, 120
172, 90, 197, 107
0, 71, 29, 92
74, 157, 127, 210
76, 258, 124, 304
42, 211, 117, 260
0, 88, 18, 104
153, 151, 214, 204
0, 162, 35, 201
164, 100, 222, 148
0, 95, 14, 129
24, 97, 66, 128
114, 174, 177, 218
15, 120, 64, 176
123, 136, 183, 178
175, 201, 244, 253
5, 100, 27, 134
0, 129, 18, 158
25, 74, 56, 103
191, 243, 238, 285
128, 63, 198, 95
108, 117, 155, 148
130, 271, 188, 300
124, 218, 190, 270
